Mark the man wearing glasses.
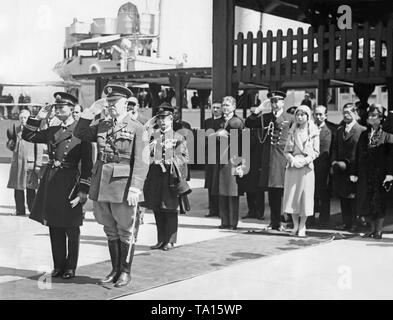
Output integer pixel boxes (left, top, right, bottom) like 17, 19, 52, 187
245, 91, 293, 231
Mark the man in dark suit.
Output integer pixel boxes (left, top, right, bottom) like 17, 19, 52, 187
204, 101, 224, 217
331, 103, 366, 231
212, 96, 244, 230
22, 92, 93, 280
74, 85, 149, 287
312, 105, 333, 227
246, 91, 292, 231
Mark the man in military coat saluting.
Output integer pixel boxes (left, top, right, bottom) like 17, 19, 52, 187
22, 92, 93, 280
74, 85, 149, 287
246, 91, 293, 231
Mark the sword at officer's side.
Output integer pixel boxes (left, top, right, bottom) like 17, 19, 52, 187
126, 204, 139, 263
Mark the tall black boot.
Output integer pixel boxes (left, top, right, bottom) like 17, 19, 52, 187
114, 241, 134, 288
99, 239, 121, 285
374, 218, 384, 239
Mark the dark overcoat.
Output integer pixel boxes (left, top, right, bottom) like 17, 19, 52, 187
204, 117, 225, 190
352, 128, 393, 217
314, 124, 332, 198
246, 111, 292, 189
143, 129, 189, 211
22, 118, 92, 227
236, 116, 263, 194
331, 122, 366, 198
211, 115, 244, 197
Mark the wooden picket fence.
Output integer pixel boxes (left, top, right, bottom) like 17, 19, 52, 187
233, 20, 393, 85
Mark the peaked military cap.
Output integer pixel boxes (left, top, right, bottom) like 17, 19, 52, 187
103, 84, 132, 99
53, 92, 78, 106
156, 102, 174, 117
286, 105, 298, 115
127, 96, 139, 105
270, 90, 286, 100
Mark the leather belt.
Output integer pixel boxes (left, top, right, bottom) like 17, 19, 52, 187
97, 152, 130, 164
48, 159, 78, 169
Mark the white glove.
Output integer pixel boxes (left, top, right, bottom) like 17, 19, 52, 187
349, 175, 358, 183
216, 129, 229, 137
127, 188, 141, 206
82, 98, 108, 119
36, 104, 53, 121
383, 175, 393, 183
254, 99, 271, 115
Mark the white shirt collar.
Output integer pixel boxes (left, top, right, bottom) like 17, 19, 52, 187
61, 117, 74, 127
213, 115, 221, 120
345, 120, 356, 132
274, 108, 283, 118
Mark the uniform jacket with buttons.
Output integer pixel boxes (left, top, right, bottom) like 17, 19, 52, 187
73, 115, 149, 203
22, 117, 93, 227
247, 110, 293, 189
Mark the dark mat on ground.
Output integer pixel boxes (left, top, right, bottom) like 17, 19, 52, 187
0, 230, 334, 300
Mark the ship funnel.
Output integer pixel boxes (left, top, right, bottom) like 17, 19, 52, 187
117, 2, 140, 34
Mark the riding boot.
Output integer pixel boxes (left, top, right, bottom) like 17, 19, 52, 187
99, 239, 121, 285
114, 241, 134, 288
374, 218, 384, 239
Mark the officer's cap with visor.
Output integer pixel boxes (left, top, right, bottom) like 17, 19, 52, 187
156, 102, 174, 118
269, 90, 286, 103
53, 92, 78, 107
127, 96, 139, 106
103, 84, 132, 102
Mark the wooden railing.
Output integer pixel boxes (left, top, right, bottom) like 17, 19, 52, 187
233, 20, 393, 85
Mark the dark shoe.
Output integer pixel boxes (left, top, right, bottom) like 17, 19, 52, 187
230, 226, 238, 230
114, 242, 133, 288
62, 269, 75, 279
205, 213, 218, 217
362, 232, 375, 238
114, 272, 131, 287
374, 232, 383, 239
242, 215, 254, 219
51, 269, 63, 278
218, 225, 229, 229
349, 225, 357, 232
99, 240, 120, 285
162, 243, 174, 251
150, 242, 164, 250
256, 216, 265, 220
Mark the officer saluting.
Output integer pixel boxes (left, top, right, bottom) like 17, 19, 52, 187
22, 92, 93, 280
143, 104, 190, 251
246, 91, 293, 231
73, 85, 149, 287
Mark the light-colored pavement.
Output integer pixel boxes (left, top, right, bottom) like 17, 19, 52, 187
1, 163, 393, 300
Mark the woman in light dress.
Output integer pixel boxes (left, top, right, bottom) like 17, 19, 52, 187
283, 105, 320, 237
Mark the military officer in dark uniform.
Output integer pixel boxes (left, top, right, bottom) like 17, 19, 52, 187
74, 85, 149, 287
22, 92, 93, 279
143, 105, 190, 251
246, 91, 293, 231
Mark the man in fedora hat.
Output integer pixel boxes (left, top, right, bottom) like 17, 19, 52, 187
143, 103, 190, 251
22, 92, 93, 280
74, 84, 149, 287
331, 103, 366, 231
245, 90, 293, 231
